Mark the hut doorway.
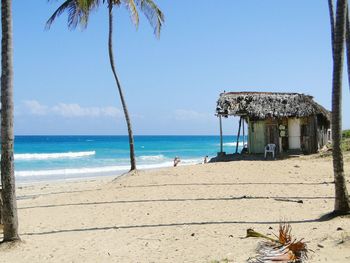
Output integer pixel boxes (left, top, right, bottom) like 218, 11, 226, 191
266, 124, 279, 149
288, 118, 301, 149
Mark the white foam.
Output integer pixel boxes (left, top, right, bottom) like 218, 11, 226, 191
16, 165, 128, 177
15, 162, 174, 177
15, 151, 96, 160
15, 158, 206, 178
138, 154, 166, 161
222, 142, 245, 147
180, 158, 204, 165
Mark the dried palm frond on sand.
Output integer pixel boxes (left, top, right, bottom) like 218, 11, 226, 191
247, 224, 308, 263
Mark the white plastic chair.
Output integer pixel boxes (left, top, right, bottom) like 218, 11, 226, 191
264, 144, 276, 159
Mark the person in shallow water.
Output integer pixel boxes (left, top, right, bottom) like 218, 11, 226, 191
173, 156, 181, 167
204, 156, 209, 164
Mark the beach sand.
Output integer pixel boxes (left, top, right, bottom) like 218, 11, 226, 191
1, 154, 350, 262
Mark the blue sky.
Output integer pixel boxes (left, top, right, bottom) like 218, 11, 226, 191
10, 0, 350, 135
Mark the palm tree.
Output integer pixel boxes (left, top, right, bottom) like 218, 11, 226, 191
46, 0, 164, 171
1, 0, 20, 242
329, 0, 350, 216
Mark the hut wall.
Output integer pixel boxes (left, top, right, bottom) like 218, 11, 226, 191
247, 115, 329, 155
248, 120, 266, 153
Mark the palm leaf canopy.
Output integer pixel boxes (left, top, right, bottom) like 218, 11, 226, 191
46, 0, 164, 37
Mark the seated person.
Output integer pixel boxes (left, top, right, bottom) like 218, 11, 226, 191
173, 156, 181, 167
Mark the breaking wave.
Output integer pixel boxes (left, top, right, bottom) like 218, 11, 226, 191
15, 158, 204, 178
15, 151, 96, 160
16, 163, 170, 177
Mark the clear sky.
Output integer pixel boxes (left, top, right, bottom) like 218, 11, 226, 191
10, 0, 350, 135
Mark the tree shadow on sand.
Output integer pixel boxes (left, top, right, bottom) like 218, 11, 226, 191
16, 181, 334, 200
18, 195, 335, 210
23, 215, 343, 237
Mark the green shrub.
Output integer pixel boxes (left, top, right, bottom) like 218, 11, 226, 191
342, 129, 350, 138
341, 138, 350, 152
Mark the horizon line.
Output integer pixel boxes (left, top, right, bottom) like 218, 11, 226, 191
14, 134, 238, 137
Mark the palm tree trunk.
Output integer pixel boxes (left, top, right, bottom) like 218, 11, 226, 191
345, 6, 350, 87
331, 0, 350, 214
329, 0, 336, 57
330, 0, 350, 92
108, 2, 136, 171
1, 0, 20, 241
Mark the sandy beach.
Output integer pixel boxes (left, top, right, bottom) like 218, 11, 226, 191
1, 154, 350, 262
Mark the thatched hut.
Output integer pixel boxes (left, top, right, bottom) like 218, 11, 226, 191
216, 92, 331, 155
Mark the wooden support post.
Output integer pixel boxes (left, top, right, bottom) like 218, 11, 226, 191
219, 115, 223, 153
247, 118, 251, 154
235, 117, 242, 154
242, 118, 245, 146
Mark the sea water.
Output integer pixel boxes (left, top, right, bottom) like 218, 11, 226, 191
13, 135, 246, 183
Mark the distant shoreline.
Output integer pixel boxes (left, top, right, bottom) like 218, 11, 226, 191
13, 135, 245, 184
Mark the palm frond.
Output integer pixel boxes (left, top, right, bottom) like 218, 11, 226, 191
68, 1, 85, 29
79, 0, 102, 12
247, 224, 308, 263
46, 0, 74, 29
47, 0, 164, 36
46, 0, 101, 30
135, 0, 164, 37
122, 0, 139, 27
77, 0, 102, 28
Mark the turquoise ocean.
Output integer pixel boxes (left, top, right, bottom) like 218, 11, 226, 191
14, 136, 246, 183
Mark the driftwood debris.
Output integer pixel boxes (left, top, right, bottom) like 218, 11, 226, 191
274, 198, 304, 204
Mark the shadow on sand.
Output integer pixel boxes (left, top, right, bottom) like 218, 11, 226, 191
23, 215, 337, 237
17, 181, 334, 200
18, 195, 334, 210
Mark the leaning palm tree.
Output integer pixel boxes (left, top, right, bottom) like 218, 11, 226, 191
328, 0, 350, 216
46, 0, 164, 171
1, 0, 20, 242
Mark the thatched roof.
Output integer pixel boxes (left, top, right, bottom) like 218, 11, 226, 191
216, 92, 330, 120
